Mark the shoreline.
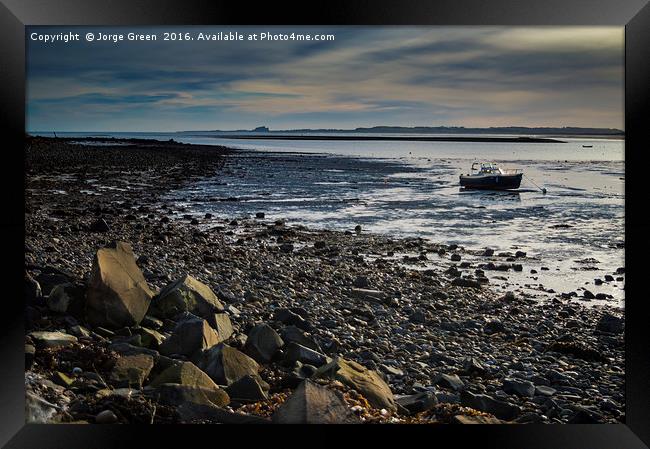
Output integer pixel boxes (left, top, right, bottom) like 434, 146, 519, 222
25, 136, 625, 424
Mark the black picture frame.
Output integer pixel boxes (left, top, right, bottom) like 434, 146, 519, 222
2, 0, 649, 447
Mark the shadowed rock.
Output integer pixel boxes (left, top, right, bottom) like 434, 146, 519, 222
244, 323, 284, 364
159, 313, 220, 358
152, 274, 224, 320
200, 343, 260, 386
272, 380, 359, 424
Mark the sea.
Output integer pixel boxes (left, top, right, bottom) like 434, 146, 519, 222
35, 131, 625, 306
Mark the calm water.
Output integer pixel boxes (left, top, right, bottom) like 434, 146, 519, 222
38, 132, 625, 305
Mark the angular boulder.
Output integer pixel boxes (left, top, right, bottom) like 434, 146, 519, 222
226, 374, 269, 403
148, 361, 219, 391
154, 383, 230, 408
280, 325, 322, 352
460, 390, 520, 421
208, 313, 234, 341
159, 313, 220, 358
244, 323, 284, 364
152, 274, 224, 319
28, 331, 77, 349
283, 342, 328, 367
85, 241, 154, 328
314, 357, 395, 411
273, 380, 360, 424
200, 343, 260, 386
110, 354, 154, 389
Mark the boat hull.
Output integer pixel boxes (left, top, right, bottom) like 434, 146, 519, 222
459, 173, 523, 190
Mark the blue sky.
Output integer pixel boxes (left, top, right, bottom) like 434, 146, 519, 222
26, 26, 624, 132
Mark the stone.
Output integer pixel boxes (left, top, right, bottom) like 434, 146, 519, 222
314, 357, 395, 411
25, 272, 42, 306
484, 320, 507, 335
46, 283, 81, 314
25, 391, 58, 423
28, 331, 77, 349
409, 310, 427, 324
25, 344, 36, 370
395, 391, 438, 414
110, 354, 154, 389
353, 276, 369, 288
535, 385, 557, 397
462, 357, 488, 376
451, 254, 461, 261
453, 415, 503, 424
272, 380, 360, 424
451, 278, 481, 288
244, 323, 284, 364
208, 313, 234, 341
89, 218, 110, 233
273, 308, 311, 331
460, 390, 520, 421
434, 373, 465, 391
149, 361, 219, 391
502, 378, 535, 398
226, 375, 269, 403
159, 313, 221, 358
95, 410, 118, 424
85, 241, 154, 328
154, 383, 230, 408
280, 326, 321, 353
153, 274, 224, 320
597, 313, 624, 334
135, 327, 165, 349
200, 343, 260, 386
284, 342, 328, 367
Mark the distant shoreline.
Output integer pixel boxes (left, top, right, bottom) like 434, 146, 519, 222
185, 135, 567, 144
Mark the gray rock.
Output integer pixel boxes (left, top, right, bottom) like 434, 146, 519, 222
28, 331, 77, 349
272, 380, 360, 424
460, 390, 520, 421
597, 313, 624, 334
244, 323, 284, 364
280, 326, 321, 353
159, 313, 221, 357
502, 378, 535, 398
395, 391, 438, 414
226, 374, 269, 403
200, 343, 260, 386
153, 274, 224, 319
284, 342, 328, 367
434, 373, 465, 391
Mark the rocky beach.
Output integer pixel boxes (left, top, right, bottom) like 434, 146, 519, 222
25, 136, 625, 424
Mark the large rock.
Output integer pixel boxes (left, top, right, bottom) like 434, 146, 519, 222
148, 361, 219, 391
226, 375, 269, 403
284, 342, 328, 367
152, 274, 224, 319
153, 383, 230, 408
314, 357, 395, 411
280, 326, 322, 352
460, 390, 520, 421
502, 378, 535, 398
85, 241, 154, 328
110, 354, 154, 389
597, 313, 624, 334
200, 343, 260, 386
272, 380, 359, 424
208, 313, 234, 341
28, 331, 77, 349
159, 313, 220, 358
244, 323, 284, 363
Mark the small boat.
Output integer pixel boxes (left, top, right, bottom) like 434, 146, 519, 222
582, 145, 593, 148
459, 162, 523, 190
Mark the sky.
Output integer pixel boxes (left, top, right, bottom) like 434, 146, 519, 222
26, 26, 624, 132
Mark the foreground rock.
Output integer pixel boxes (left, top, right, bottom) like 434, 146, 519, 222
200, 343, 260, 386
152, 274, 224, 319
273, 380, 360, 424
85, 241, 154, 328
315, 358, 395, 411
244, 323, 284, 364
159, 313, 220, 358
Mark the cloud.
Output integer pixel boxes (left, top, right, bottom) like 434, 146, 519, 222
26, 26, 623, 131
